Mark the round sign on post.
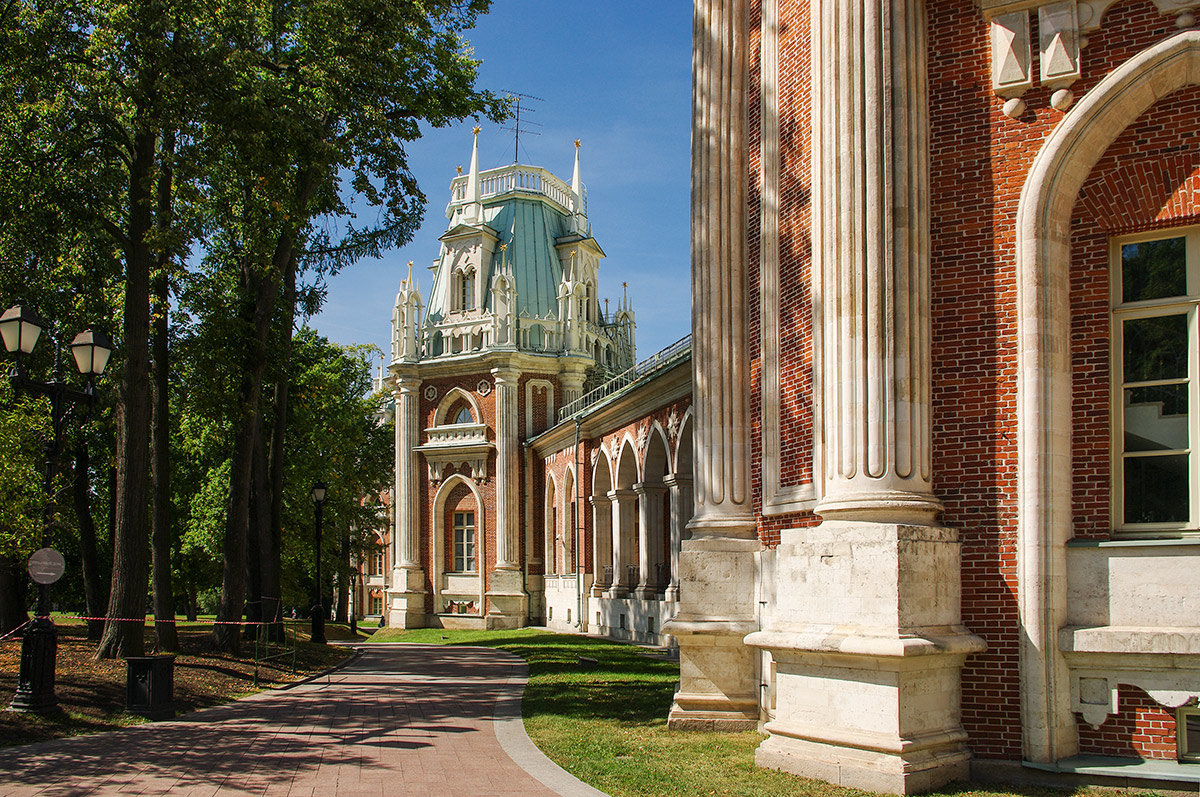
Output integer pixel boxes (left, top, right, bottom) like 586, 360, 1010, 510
28, 548, 65, 585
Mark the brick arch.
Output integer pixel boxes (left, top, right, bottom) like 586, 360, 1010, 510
1015, 28, 1200, 764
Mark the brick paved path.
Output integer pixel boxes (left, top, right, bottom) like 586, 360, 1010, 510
0, 644, 601, 796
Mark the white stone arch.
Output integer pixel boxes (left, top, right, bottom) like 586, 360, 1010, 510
615, 433, 641, 488
671, 406, 695, 477
544, 472, 558, 575
430, 474, 486, 615
643, 421, 671, 484
433, 386, 483, 427
1015, 28, 1200, 764
592, 443, 615, 490
562, 464, 578, 574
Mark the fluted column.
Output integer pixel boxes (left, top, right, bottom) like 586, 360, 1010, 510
560, 368, 586, 409
590, 495, 613, 596
745, 0, 983, 790
665, 0, 760, 733
387, 372, 425, 628
663, 475, 692, 602
485, 366, 527, 627
813, 0, 938, 524
492, 367, 521, 569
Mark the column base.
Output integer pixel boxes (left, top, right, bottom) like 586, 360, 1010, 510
755, 723, 971, 795
386, 566, 426, 629
485, 567, 528, 629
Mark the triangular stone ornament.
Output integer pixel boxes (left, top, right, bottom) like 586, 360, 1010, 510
1039, 1, 1081, 85
991, 11, 1031, 95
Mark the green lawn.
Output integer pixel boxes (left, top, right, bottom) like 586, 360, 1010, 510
367, 628, 1131, 797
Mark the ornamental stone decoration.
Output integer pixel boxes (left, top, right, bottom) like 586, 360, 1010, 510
476, 379, 492, 396
423, 385, 438, 401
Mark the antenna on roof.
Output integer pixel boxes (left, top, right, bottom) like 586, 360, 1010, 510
498, 90, 545, 163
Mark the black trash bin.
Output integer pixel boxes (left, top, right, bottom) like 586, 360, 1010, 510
125, 655, 175, 720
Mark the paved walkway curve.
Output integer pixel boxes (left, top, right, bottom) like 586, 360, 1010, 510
0, 643, 608, 797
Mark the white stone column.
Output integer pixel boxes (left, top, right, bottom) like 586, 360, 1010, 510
665, 0, 761, 733
633, 483, 666, 598
560, 368, 587, 409
663, 475, 692, 602
605, 489, 636, 598
387, 372, 426, 628
590, 494, 613, 597
486, 366, 527, 627
744, 0, 984, 790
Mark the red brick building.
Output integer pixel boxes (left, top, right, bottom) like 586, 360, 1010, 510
667, 0, 1200, 792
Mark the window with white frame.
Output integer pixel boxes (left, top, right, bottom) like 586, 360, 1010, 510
369, 595, 383, 616
370, 547, 384, 575
1113, 229, 1200, 534
456, 268, 475, 312
1179, 706, 1200, 762
453, 510, 476, 572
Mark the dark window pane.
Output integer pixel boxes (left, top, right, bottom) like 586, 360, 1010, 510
1124, 384, 1189, 451
1186, 713, 1200, 757
1122, 237, 1186, 302
1124, 454, 1189, 524
1124, 314, 1188, 382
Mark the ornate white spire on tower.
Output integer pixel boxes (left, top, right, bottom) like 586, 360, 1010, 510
570, 139, 588, 235
463, 126, 483, 224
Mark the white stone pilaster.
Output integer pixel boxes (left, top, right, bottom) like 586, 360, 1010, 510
486, 366, 526, 627
590, 494, 613, 597
745, 0, 984, 789
606, 489, 637, 598
663, 475, 692, 602
665, 0, 760, 733
387, 373, 426, 628
634, 483, 666, 598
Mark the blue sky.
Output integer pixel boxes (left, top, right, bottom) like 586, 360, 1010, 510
310, 2, 693, 369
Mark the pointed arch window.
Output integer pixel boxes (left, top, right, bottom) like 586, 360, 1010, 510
455, 268, 475, 312
453, 406, 473, 425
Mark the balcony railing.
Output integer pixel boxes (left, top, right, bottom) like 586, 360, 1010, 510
449, 164, 584, 215
423, 423, 488, 447
559, 334, 692, 421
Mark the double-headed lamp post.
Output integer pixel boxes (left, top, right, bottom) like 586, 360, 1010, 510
311, 482, 327, 644
1, 304, 113, 712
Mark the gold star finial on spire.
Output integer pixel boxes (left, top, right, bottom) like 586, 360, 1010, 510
457, 165, 463, 174
574, 139, 581, 148
472, 125, 481, 135
500, 243, 507, 251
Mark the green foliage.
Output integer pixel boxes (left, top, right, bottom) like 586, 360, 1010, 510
0, 380, 50, 560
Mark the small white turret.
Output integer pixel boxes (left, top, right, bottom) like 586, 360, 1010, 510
570, 139, 588, 236
490, 242, 518, 348
393, 261, 424, 362
462, 126, 483, 224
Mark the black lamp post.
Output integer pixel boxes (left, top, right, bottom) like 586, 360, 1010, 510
1, 304, 113, 712
311, 482, 327, 644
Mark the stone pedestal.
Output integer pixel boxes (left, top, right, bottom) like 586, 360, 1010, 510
667, 537, 760, 730
485, 568, 528, 629
387, 566, 427, 628
747, 523, 984, 793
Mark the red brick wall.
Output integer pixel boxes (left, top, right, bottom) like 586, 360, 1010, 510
750, 0, 820, 548
1078, 686, 1178, 758
752, 0, 1194, 762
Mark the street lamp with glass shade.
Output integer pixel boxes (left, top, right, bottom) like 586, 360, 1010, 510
2, 304, 115, 713
70, 330, 114, 378
311, 482, 328, 644
0, 304, 44, 357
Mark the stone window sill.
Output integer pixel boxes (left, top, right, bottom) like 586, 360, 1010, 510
1024, 755, 1200, 785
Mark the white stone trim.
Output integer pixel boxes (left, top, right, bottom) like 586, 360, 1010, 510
760, 0, 818, 516
1015, 28, 1200, 763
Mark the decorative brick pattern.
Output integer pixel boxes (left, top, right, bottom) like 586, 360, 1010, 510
1078, 686, 1178, 759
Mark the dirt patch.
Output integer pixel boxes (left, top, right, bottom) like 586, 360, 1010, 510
0, 620, 354, 748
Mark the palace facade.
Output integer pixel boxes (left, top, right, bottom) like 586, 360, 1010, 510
368, 0, 1200, 789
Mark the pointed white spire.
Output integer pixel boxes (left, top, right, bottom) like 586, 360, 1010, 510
467, 126, 481, 203
571, 139, 582, 204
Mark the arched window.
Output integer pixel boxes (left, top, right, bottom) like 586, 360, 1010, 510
458, 269, 475, 312
453, 406, 473, 425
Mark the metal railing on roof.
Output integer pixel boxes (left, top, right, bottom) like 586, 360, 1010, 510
557, 334, 692, 422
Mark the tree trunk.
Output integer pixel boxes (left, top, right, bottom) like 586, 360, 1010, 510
212, 174, 315, 654
97, 128, 156, 660
74, 442, 105, 641
150, 128, 178, 651
243, 429, 266, 642
0, 556, 27, 635
335, 531, 349, 623
263, 253, 297, 643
